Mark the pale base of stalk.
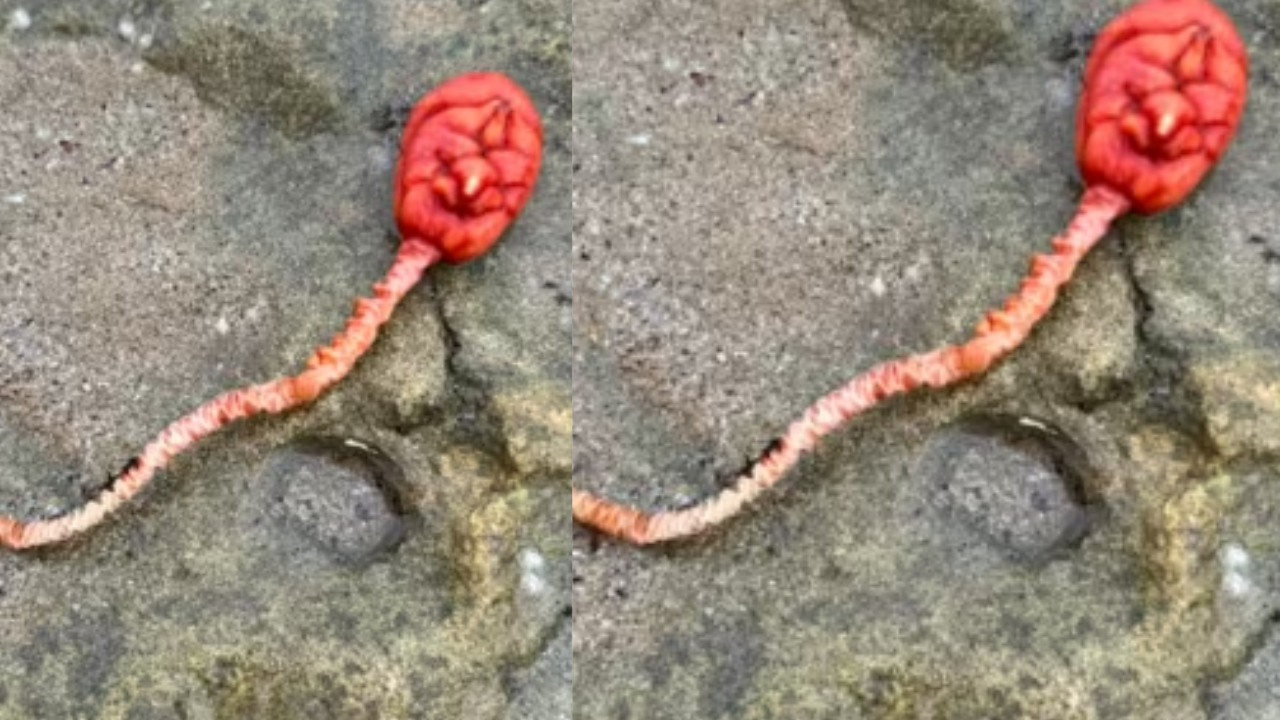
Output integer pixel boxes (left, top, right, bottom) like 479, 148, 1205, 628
573, 185, 1131, 545
0, 239, 442, 550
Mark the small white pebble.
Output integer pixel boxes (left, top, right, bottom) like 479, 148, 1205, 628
1222, 542, 1250, 571
1221, 543, 1254, 598
117, 17, 136, 41
137, 32, 153, 49
519, 549, 547, 596
1017, 417, 1051, 432
343, 438, 374, 452
1223, 570, 1252, 598
8, 8, 32, 31
3, 193, 26, 204
624, 134, 652, 147
868, 275, 887, 297
519, 548, 546, 572
214, 317, 230, 335
130, 62, 145, 75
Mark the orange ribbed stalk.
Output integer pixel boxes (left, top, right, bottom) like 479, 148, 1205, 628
574, 0, 1248, 545
1, 72, 543, 549
572, 187, 1129, 544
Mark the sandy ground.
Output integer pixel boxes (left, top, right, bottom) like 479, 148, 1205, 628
572, 0, 1280, 718
0, 0, 569, 717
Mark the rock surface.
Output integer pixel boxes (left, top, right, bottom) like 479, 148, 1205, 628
0, 0, 568, 717
573, 0, 1280, 718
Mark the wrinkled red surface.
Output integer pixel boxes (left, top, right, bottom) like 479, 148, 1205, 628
1076, 0, 1247, 214
393, 72, 543, 263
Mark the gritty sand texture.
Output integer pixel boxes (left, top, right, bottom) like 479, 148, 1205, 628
0, 0, 568, 716
573, 0, 1280, 718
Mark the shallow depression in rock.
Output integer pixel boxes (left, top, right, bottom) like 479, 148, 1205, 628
257, 436, 412, 566
914, 414, 1099, 563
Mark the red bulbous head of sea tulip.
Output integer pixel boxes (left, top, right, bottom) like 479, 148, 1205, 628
393, 72, 544, 263
1075, 0, 1248, 214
